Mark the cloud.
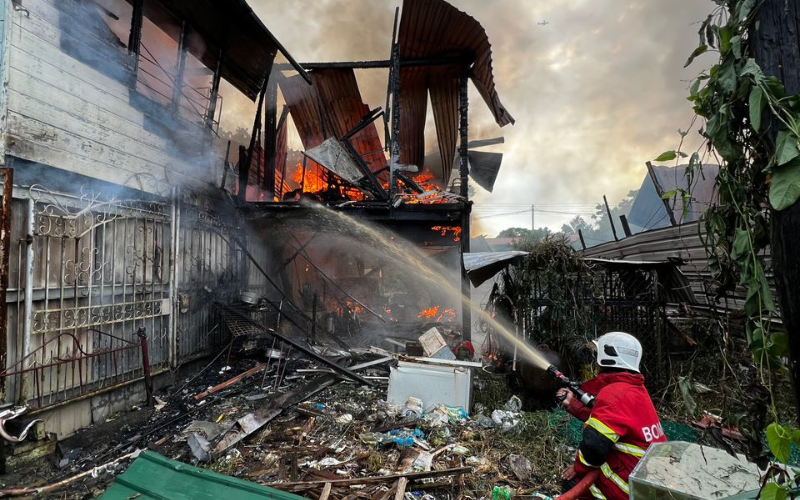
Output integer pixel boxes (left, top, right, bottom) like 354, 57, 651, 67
248, 0, 718, 232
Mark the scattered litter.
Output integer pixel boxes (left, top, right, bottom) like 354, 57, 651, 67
335, 413, 354, 425
504, 396, 522, 412
187, 433, 211, 462
402, 396, 424, 419
492, 485, 512, 500
507, 453, 532, 480
317, 457, 343, 467
491, 410, 520, 432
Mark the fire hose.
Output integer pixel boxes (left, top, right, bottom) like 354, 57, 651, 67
547, 365, 596, 408
554, 469, 602, 500
545, 366, 600, 500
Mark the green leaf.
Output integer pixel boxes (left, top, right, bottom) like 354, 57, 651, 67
731, 35, 742, 59
792, 429, 800, 445
718, 26, 732, 53
737, 0, 757, 24
655, 151, 678, 162
689, 79, 701, 100
741, 59, 765, 83
749, 86, 765, 132
766, 423, 793, 463
770, 332, 789, 358
688, 152, 700, 170
684, 45, 708, 68
677, 377, 697, 416
776, 131, 800, 166
731, 229, 750, 260
755, 261, 776, 312
718, 58, 737, 94
761, 483, 787, 500
770, 158, 800, 210
661, 190, 677, 200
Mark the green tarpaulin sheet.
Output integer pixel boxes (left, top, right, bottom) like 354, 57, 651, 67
100, 451, 306, 500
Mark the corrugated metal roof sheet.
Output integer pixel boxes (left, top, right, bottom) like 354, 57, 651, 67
312, 70, 387, 172
464, 251, 527, 287
100, 451, 306, 500
398, 0, 515, 127
628, 164, 720, 229
279, 71, 386, 174
430, 66, 460, 183
398, 68, 429, 173
280, 73, 326, 151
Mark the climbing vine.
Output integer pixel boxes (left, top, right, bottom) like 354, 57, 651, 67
658, 0, 800, 495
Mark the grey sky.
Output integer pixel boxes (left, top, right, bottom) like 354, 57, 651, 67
247, 0, 717, 234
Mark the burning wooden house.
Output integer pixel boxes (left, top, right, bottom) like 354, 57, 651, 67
0, 0, 514, 457
234, 0, 514, 346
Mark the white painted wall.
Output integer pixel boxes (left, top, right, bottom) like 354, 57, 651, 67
2, 0, 222, 194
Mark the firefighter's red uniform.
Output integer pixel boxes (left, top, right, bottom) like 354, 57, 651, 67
566, 371, 665, 500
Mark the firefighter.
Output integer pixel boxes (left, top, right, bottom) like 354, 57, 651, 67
556, 332, 665, 500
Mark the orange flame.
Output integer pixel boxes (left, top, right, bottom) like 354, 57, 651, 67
418, 306, 440, 319
417, 306, 457, 322
292, 163, 327, 193
431, 226, 462, 242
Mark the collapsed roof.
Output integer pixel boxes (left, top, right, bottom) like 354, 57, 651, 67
272, 0, 514, 192
398, 0, 515, 182
151, 0, 307, 100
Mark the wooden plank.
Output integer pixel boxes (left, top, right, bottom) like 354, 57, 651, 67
193, 364, 266, 401
5, 123, 207, 194
7, 79, 210, 178
10, 9, 134, 105
318, 483, 332, 500
8, 67, 176, 154
394, 478, 408, 500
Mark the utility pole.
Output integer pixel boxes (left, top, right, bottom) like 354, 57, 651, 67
531, 204, 534, 232
753, 0, 800, 417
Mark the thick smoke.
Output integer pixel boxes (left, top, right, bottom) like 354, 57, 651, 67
251, 0, 719, 231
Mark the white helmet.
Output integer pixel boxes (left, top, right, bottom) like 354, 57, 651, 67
592, 332, 642, 373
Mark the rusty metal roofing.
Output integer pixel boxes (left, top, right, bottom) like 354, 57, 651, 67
398, 0, 515, 127
398, 68, 429, 174
312, 70, 387, 172
280, 70, 386, 174
280, 73, 326, 151
429, 66, 460, 183
151, 0, 307, 101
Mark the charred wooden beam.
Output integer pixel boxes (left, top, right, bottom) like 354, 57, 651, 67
171, 21, 190, 114
388, 12, 402, 199
205, 48, 225, 130
619, 214, 632, 237
263, 76, 279, 197
459, 69, 472, 341
218, 306, 375, 387
240, 72, 271, 201
274, 56, 472, 71
127, 0, 144, 82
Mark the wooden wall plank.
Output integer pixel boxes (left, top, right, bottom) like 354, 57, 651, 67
4, 0, 224, 194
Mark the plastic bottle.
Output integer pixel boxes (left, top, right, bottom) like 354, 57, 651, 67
492, 485, 512, 500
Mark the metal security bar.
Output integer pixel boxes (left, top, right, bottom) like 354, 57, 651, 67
4, 187, 173, 408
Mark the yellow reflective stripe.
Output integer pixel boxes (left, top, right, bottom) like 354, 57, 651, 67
578, 450, 600, 468
589, 485, 607, 500
601, 463, 630, 495
614, 442, 646, 457
587, 417, 620, 443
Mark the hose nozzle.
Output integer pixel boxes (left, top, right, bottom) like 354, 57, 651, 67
548, 365, 596, 408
